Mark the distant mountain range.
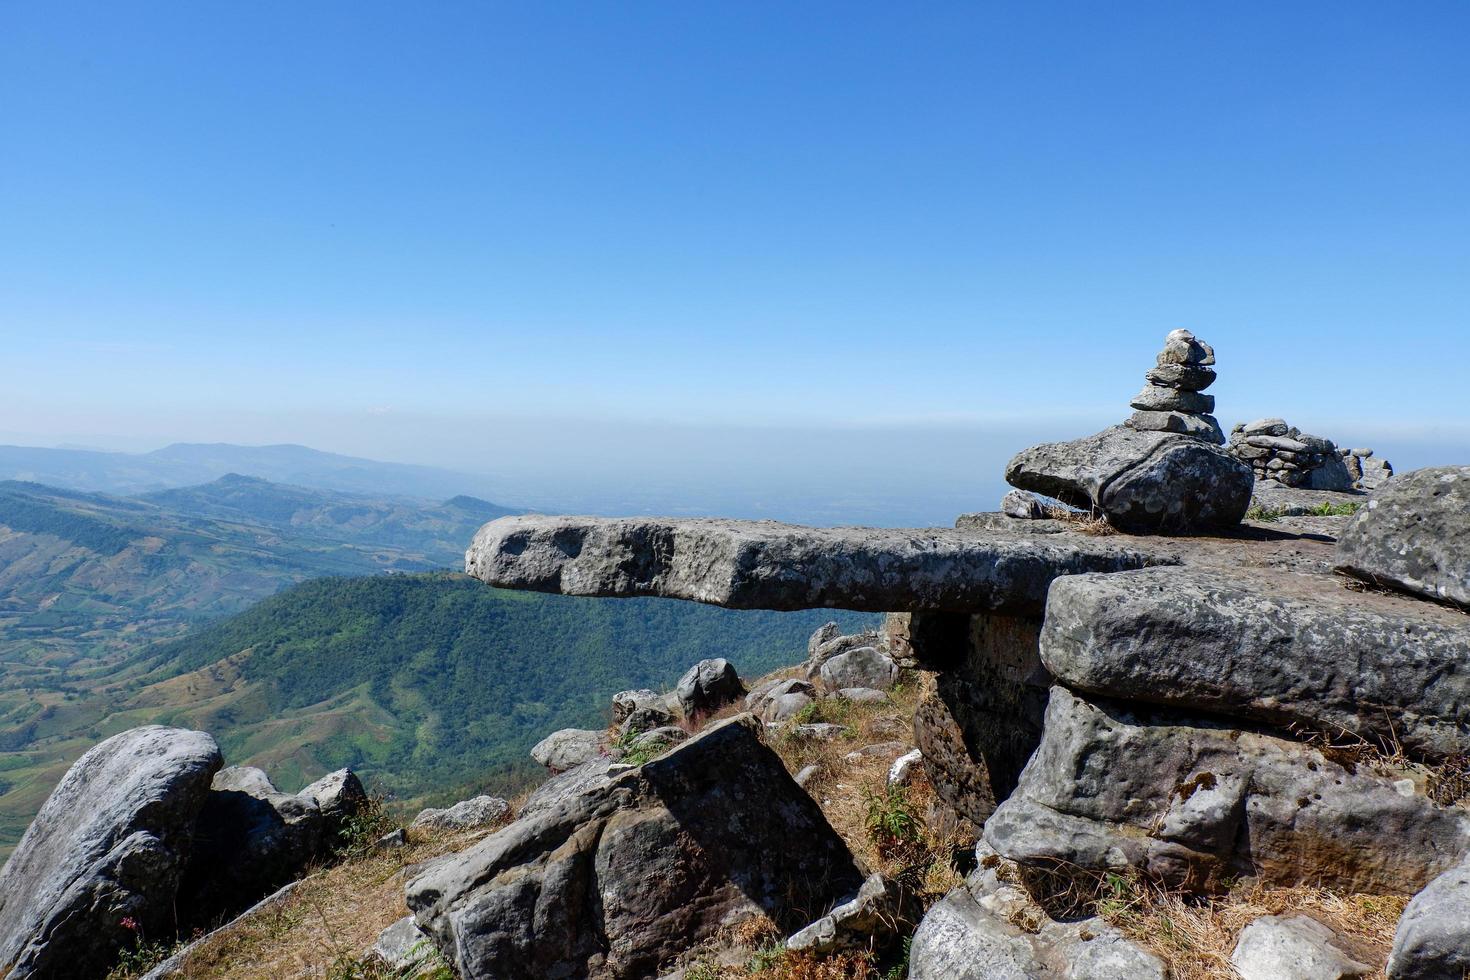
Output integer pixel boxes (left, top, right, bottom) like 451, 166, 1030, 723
0, 441, 510, 502
0, 475, 516, 671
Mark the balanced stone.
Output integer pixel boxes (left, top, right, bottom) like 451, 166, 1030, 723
1126, 410, 1226, 443
1156, 328, 1216, 366
1145, 362, 1216, 391
1130, 385, 1215, 414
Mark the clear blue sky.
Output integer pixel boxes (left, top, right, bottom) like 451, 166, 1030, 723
1, 2, 1466, 500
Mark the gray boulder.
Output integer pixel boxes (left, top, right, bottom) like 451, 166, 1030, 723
817, 645, 899, 693
411, 795, 511, 833
1388, 858, 1470, 979
177, 766, 324, 928
674, 658, 745, 718
0, 727, 221, 980
746, 677, 815, 723
298, 768, 368, 843
1130, 385, 1214, 414
807, 621, 841, 658
1156, 327, 1215, 366
611, 689, 663, 726
372, 915, 437, 976
909, 847, 1165, 980
1336, 466, 1470, 608
1005, 425, 1252, 532
1146, 362, 1216, 390
618, 701, 677, 736
1040, 566, 1470, 759
985, 687, 1470, 893
1232, 914, 1370, 980
1001, 489, 1048, 519
405, 715, 863, 979
466, 514, 1159, 614
530, 728, 607, 771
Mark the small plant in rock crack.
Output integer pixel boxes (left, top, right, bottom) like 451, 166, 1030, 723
863, 784, 921, 859
104, 918, 188, 980
332, 793, 400, 858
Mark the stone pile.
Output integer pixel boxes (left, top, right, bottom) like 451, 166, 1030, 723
1341, 445, 1395, 490
1227, 418, 1354, 490
1123, 328, 1225, 444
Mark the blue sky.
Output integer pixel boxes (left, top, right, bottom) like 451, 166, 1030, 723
1, 2, 1466, 510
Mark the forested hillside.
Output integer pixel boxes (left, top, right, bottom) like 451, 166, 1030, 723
0, 572, 875, 856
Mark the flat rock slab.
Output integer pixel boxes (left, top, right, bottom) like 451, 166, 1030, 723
1250, 482, 1367, 517
1041, 566, 1470, 759
466, 515, 1165, 614
0, 726, 222, 980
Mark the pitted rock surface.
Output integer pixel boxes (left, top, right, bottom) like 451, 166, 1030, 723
1336, 466, 1470, 609
466, 515, 1164, 614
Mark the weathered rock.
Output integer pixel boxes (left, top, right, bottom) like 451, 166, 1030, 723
178, 766, 324, 927
518, 756, 621, 820
405, 715, 863, 979
1243, 418, 1290, 437
1359, 455, 1394, 490
835, 687, 888, 703
611, 689, 663, 726
793, 723, 851, 740
531, 728, 608, 771
807, 622, 842, 659
817, 646, 899, 693
843, 742, 910, 764
1249, 482, 1366, 517
1156, 328, 1215, 366
466, 515, 1162, 614
1232, 914, 1370, 980
806, 628, 886, 679
1336, 466, 1470, 608
1041, 566, 1470, 758
0, 727, 222, 980
746, 677, 815, 723
909, 848, 1165, 980
1146, 362, 1216, 390
411, 795, 512, 832
372, 915, 437, 976
794, 764, 821, 788
1126, 410, 1226, 443
985, 687, 1470, 893
1130, 385, 1215, 414
787, 874, 912, 955
674, 658, 745, 718
618, 702, 677, 737
373, 828, 408, 851
297, 768, 368, 843
1388, 858, 1470, 979
1001, 489, 1048, 519
1005, 425, 1252, 532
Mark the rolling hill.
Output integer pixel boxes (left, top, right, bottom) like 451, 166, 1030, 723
0, 573, 876, 857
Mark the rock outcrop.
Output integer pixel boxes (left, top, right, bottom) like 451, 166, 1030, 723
1231, 914, 1370, 980
405, 715, 863, 979
673, 658, 745, 718
177, 766, 324, 928
1336, 465, 1470, 608
985, 687, 1470, 893
530, 728, 608, 771
1039, 565, 1470, 758
1005, 425, 1252, 532
410, 795, 512, 832
298, 768, 368, 844
1388, 857, 1470, 979
0, 727, 222, 980
467, 515, 1162, 614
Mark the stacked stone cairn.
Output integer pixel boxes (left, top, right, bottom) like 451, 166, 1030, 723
1123, 328, 1225, 444
1227, 418, 1356, 491
1342, 445, 1395, 490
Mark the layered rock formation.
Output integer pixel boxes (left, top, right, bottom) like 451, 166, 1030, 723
1227, 417, 1355, 490
1124, 328, 1224, 444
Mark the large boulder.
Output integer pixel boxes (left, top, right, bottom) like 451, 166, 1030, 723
1336, 466, 1470, 608
0, 726, 222, 980
530, 728, 608, 771
985, 687, 1470, 894
1232, 914, 1370, 980
1040, 566, 1470, 759
745, 677, 816, 723
298, 768, 368, 844
817, 645, 899, 693
1388, 858, 1470, 979
405, 715, 863, 979
465, 515, 1161, 614
410, 795, 511, 833
1005, 425, 1253, 532
908, 846, 1165, 980
673, 658, 745, 718
176, 766, 324, 928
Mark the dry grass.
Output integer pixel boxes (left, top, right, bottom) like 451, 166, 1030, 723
1101, 875, 1406, 980
157, 822, 505, 979
1040, 504, 1119, 536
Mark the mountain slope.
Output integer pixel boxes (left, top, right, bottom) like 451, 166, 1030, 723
0, 573, 876, 856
